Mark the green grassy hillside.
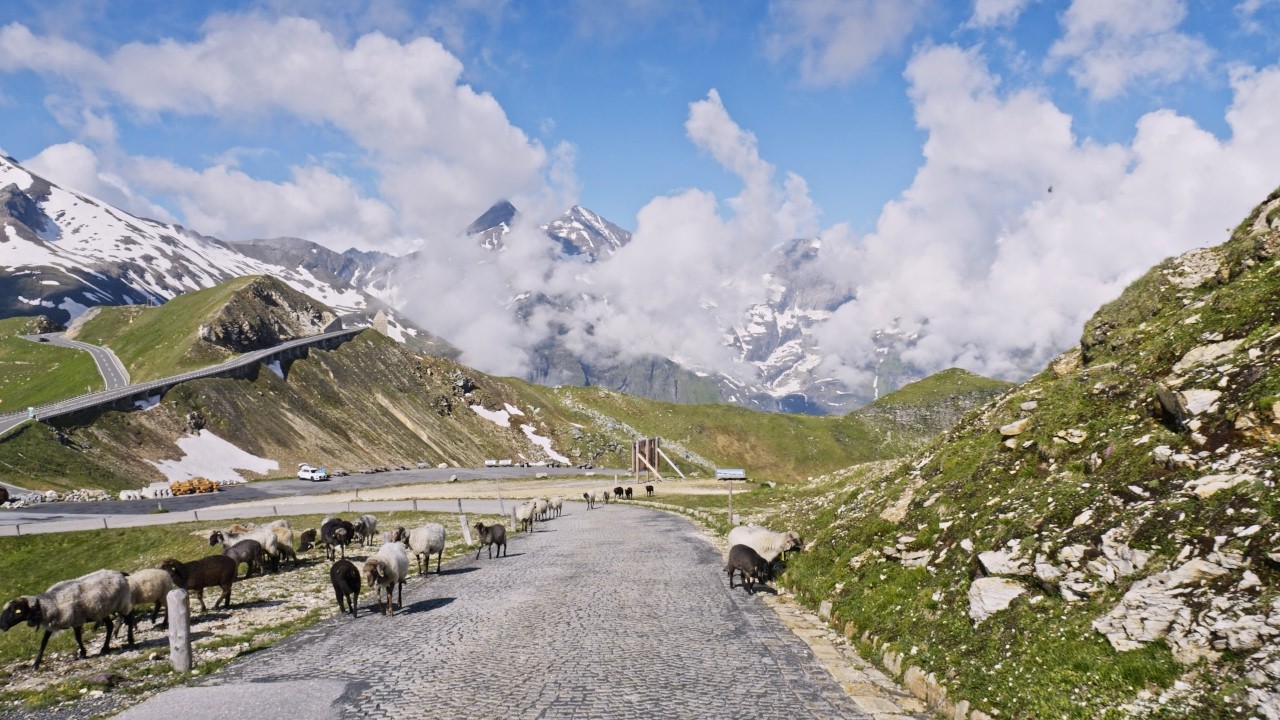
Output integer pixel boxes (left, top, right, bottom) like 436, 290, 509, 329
760, 188, 1280, 719
0, 316, 102, 410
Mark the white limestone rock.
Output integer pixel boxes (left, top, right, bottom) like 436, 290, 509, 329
1000, 418, 1031, 437
1172, 340, 1244, 375
1184, 473, 1257, 498
1093, 558, 1230, 652
968, 577, 1025, 624
978, 548, 1032, 576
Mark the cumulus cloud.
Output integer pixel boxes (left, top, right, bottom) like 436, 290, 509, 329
0, 16, 563, 247
764, 0, 929, 86
24, 142, 176, 223
814, 44, 1280, 388
1048, 0, 1212, 100
967, 0, 1036, 28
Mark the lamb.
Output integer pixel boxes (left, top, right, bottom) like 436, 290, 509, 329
515, 502, 537, 533
209, 528, 281, 573
473, 522, 507, 559
352, 514, 379, 547
404, 523, 447, 575
363, 542, 409, 616
298, 528, 318, 553
725, 544, 772, 594
549, 496, 564, 517
329, 559, 361, 618
321, 517, 356, 560
0, 569, 134, 670
221, 538, 266, 579
159, 556, 237, 613
645, 484, 654, 497
624, 487, 633, 500
725, 526, 803, 573
582, 492, 595, 510
124, 568, 175, 629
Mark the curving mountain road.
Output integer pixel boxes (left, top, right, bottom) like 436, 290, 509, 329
25, 332, 131, 389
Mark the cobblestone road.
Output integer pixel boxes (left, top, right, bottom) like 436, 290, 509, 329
120, 503, 870, 719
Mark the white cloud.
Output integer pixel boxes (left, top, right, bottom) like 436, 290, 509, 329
814, 44, 1280, 387
1236, 0, 1277, 33
967, 0, 1035, 28
0, 16, 565, 247
1048, 0, 1212, 100
764, 0, 929, 86
24, 142, 176, 223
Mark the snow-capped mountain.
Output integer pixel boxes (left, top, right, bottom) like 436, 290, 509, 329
544, 205, 631, 261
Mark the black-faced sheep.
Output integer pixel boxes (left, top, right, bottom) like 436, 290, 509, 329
321, 517, 356, 560
645, 484, 654, 497
725, 544, 772, 594
582, 492, 595, 509
329, 559, 360, 619
404, 523, 447, 575
159, 556, 236, 613
363, 542, 409, 616
0, 570, 134, 670
473, 522, 507, 559
624, 487, 633, 500
725, 526, 803, 575
298, 528, 318, 553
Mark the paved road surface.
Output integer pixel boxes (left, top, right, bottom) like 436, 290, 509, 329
26, 332, 130, 389
117, 504, 869, 719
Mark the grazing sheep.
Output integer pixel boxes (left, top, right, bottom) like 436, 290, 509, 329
515, 502, 537, 533
0, 570, 134, 670
329, 560, 360, 619
227, 523, 255, 534
221, 538, 266, 579
624, 487, 633, 500
612, 486, 624, 500
725, 526, 803, 574
363, 543, 409, 616
321, 517, 356, 560
124, 568, 175, 629
209, 528, 281, 573
473, 522, 507, 559
352, 514, 379, 547
549, 496, 564, 517
645, 484, 654, 497
298, 528, 318, 553
404, 523, 447, 575
725, 544, 772, 594
270, 525, 298, 567
582, 492, 595, 510
159, 556, 237, 613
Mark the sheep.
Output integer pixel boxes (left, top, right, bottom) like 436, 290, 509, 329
624, 487, 633, 500
404, 523, 447, 575
725, 544, 772, 594
329, 559, 360, 619
363, 542, 409, 616
352, 514, 379, 547
473, 522, 507, 559
515, 502, 537, 533
209, 528, 281, 573
725, 526, 803, 575
124, 568, 175, 629
645, 484, 654, 497
599, 489, 610, 505
159, 556, 236, 613
298, 528, 318, 553
0, 570, 134, 670
221, 538, 266, 579
321, 517, 356, 560
612, 486, 624, 500
582, 492, 595, 510
549, 496, 564, 517
533, 498, 550, 521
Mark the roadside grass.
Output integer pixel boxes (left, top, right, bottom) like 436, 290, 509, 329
0, 508, 510, 710
0, 317, 103, 410
73, 278, 256, 383
0, 422, 131, 492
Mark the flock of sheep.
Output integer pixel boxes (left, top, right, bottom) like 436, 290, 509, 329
0, 484, 802, 673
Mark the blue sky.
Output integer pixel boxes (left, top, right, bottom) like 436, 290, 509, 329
2, 1, 1280, 386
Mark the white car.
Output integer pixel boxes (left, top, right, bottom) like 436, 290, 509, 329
298, 463, 329, 481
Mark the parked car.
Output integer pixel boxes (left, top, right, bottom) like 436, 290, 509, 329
298, 463, 329, 481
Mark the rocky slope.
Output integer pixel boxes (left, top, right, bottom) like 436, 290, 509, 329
772, 188, 1280, 718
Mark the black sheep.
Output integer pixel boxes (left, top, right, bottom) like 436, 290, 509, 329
298, 528, 318, 553
645, 484, 654, 497
329, 559, 361, 618
160, 556, 237, 612
725, 544, 772, 594
624, 487, 633, 500
220, 539, 265, 579
612, 486, 624, 500
473, 522, 507, 559
321, 518, 355, 560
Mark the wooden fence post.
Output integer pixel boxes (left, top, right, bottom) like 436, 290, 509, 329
167, 588, 192, 672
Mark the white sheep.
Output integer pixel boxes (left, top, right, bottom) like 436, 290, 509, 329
405, 523, 447, 575
353, 514, 379, 547
363, 542, 410, 616
725, 526, 803, 566
534, 498, 550, 521
515, 502, 537, 533
125, 568, 175, 629
549, 496, 563, 517
210, 526, 283, 571
0, 569, 134, 670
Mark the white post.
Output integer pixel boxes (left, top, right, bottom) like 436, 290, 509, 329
167, 588, 192, 672
459, 514, 472, 546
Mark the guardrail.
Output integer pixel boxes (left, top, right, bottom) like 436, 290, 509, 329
0, 328, 364, 430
